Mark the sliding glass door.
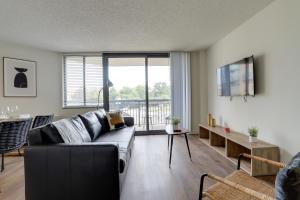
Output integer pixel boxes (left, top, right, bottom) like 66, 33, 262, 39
147, 57, 171, 131
104, 53, 170, 134
107, 57, 147, 131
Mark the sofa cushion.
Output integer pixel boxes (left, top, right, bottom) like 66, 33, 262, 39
79, 112, 102, 140
106, 111, 125, 130
94, 126, 135, 143
94, 110, 110, 134
40, 124, 64, 144
70, 116, 92, 142
52, 118, 91, 143
123, 116, 134, 127
275, 152, 300, 200
28, 127, 44, 145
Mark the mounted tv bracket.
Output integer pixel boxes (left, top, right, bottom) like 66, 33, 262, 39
229, 96, 248, 102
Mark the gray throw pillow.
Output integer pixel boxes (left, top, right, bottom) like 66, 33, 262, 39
52, 118, 91, 143
275, 152, 300, 200
71, 116, 91, 142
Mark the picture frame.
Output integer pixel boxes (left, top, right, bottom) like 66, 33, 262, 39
3, 57, 37, 97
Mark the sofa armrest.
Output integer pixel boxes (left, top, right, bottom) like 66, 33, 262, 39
124, 116, 134, 127
238, 153, 286, 169
24, 144, 120, 200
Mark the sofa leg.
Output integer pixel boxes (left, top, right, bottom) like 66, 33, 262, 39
1, 153, 4, 172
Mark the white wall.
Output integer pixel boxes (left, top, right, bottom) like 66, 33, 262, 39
0, 40, 209, 126
206, 0, 300, 162
0, 40, 92, 118
190, 50, 207, 133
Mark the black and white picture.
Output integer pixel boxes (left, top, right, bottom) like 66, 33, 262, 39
3, 57, 37, 97
14, 67, 28, 88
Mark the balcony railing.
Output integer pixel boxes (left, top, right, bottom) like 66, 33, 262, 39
109, 99, 171, 128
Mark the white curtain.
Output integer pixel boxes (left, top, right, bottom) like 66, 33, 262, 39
170, 52, 191, 131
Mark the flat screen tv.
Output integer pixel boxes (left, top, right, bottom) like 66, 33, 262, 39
217, 56, 254, 96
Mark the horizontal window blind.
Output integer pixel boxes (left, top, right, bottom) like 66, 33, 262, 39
64, 56, 103, 107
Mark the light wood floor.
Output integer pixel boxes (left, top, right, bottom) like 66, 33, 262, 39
0, 135, 274, 200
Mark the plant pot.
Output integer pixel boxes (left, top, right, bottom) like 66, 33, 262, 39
249, 136, 257, 143
173, 124, 179, 131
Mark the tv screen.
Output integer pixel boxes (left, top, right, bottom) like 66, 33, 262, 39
217, 56, 254, 96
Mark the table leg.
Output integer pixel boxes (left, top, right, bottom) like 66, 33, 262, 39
169, 135, 174, 168
168, 135, 170, 150
184, 133, 192, 161
1, 153, 4, 172
18, 149, 22, 156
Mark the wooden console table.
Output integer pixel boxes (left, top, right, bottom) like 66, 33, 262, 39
199, 124, 280, 176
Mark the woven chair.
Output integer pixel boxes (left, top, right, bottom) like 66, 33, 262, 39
0, 118, 32, 172
199, 153, 286, 200
31, 114, 54, 129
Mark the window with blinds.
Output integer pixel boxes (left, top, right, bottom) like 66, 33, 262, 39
63, 56, 103, 107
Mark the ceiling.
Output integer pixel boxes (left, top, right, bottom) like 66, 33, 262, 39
0, 0, 274, 52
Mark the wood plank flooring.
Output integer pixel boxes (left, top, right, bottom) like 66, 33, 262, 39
0, 135, 274, 200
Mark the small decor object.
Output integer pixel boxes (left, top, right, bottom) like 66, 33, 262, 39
211, 118, 216, 127
3, 57, 37, 97
208, 113, 212, 126
224, 127, 231, 133
171, 117, 181, 131
106, 111, 125, 130
248, 127, 258, 143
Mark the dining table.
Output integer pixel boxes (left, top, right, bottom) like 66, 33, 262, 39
0, 115, 32, 122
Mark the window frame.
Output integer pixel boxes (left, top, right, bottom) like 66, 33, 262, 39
62, 54, 104, 109
62, 52, 169, 111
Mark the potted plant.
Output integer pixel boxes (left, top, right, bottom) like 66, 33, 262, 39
248, 127, 258, 143
171, 117, 181, 131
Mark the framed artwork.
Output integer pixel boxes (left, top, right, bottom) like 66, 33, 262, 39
3, 57, 37, 97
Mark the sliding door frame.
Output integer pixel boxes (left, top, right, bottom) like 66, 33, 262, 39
102, 53, 169, 135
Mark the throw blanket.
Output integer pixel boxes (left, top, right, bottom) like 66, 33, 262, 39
53, 118, 91, 143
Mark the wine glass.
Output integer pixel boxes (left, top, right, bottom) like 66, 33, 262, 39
6, 106, 10, 116
14, 105, 20, 118
0, 107, 5, 115
15, 105, 19, 112
10, 106, 15, 113
12, 105, 19, 115
0, 107, 6, 119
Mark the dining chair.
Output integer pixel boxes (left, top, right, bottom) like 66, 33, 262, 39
198, 153, 300, 200
0, 118, 32, 172
31, 114, 54, 129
